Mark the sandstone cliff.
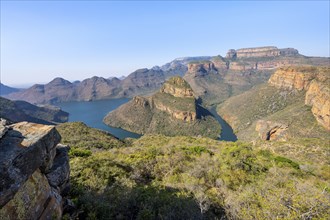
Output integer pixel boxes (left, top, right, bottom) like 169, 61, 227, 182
269, 66, 330, 130
226, 46, 299, 59
0, 121, 70, 220
103, 77, 220, 138
217, 66, 330, 141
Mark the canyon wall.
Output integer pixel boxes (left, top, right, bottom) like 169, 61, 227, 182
269, 66, 330, 130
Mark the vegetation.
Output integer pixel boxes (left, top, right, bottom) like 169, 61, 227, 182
56, 122, 125, 151
63, 133, 330, 219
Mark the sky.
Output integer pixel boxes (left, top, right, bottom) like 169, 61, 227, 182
1, 1, 329, 87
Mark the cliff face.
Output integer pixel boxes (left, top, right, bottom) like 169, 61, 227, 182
268, 66, 330, 130
0, 121, 70, 219
268, 67, 316, 90
104, 77, 220, 138
226, 46, 299, 59
305, 80, 330, 130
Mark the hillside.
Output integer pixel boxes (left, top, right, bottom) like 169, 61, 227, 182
56, 122, 125, 152
104, 77, 221, 139
5, 46, 329, 105
65, 134, 330, 219
217, 66, 330, 141
0, 83, 20, 96
0, 96, 68, 124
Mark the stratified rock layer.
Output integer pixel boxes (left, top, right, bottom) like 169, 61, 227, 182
269, 66, 330, 130
0, 121, 70, 220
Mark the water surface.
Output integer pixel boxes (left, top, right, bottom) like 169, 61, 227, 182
57, 98, 141, 139
209, 106, 237, 142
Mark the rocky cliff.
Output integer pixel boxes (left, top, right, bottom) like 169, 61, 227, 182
269, 66, 330, 130
226, 46, 299, 59
217, 66, 330, 141
0, 120, 70, 219
0, 97, 68, 125
104, 77, 220, 138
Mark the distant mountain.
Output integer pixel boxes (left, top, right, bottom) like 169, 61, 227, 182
5, 46, 329, 104
103, 76, 220, 139
0, 96, 68, 125
0, 83, 20, 96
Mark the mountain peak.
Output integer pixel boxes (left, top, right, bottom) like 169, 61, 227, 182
48, 77, 72, 86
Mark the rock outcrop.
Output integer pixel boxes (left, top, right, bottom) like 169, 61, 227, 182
268, 67, 316, 90
187, 61, 217, 77
268, 66, 330, 130
160, 76, 194, 98
226, 46, 299, 59
255, 120, 288, 141
0, 121, 70, 219
104, 77, 220, 139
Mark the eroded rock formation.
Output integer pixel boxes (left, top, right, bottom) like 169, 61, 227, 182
255, 120, 288, 141
305, 80, 330, 130
0, 121, 70, 220
268, 66, 330, 130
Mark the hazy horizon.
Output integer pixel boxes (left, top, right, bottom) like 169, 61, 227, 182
1, 1, 329, 86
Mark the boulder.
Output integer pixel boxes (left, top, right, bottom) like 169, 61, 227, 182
0, 121, 70, 220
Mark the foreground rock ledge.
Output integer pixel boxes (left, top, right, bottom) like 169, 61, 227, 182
0, 121, 70, 220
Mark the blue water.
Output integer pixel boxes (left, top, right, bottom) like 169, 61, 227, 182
208, 107, 237, 142
57, 98, 141, 140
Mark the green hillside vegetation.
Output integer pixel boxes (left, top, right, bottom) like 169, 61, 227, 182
56, 122, 125, 156
61, 132, 330, 219
153, 92, 195, 112
217, 83, 305, 133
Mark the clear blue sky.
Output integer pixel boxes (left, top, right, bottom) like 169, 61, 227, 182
1, 1, 329, 86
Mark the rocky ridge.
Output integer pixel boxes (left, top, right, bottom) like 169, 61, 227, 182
0, 120, 70, 219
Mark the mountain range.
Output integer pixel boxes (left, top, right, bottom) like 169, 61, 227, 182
4, 46, 329, 105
